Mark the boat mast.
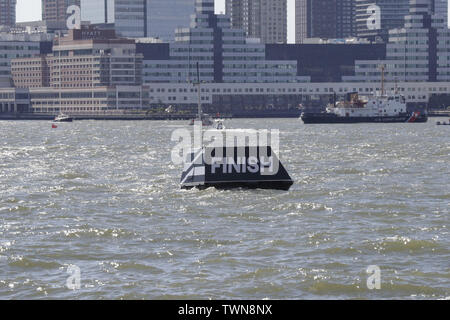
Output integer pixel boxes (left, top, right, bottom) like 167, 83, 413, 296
196, 62, 202, 122
194, 62, 204, 149
380, 64, 386, 97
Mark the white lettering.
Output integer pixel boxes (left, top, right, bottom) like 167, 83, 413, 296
247, 156, 259, 173
66, 265, 81, 290
367, 265, 381, 290
66, 5, 81, 30
367, 5, 381, 31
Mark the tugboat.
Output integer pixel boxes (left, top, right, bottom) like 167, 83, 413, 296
301, 66, 428, 124
53, 113, 73, 122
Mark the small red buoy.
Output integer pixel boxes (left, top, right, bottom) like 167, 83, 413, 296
52, 124, 58, 129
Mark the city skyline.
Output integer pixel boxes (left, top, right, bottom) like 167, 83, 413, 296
12, 0, 450, 44
14, 0, 297, 42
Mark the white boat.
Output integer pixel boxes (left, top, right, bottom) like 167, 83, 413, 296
53, 113, 73, 122
213, 119, 225, 130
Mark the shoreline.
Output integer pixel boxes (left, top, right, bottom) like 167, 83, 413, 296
0, 112, 303, 121
0, 111, 448, 121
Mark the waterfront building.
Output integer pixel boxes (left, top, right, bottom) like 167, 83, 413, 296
50, 27, 143, 88
345, 0, 450, 82
0, 33, 51, 87
11, 55, 50, 88
42, 0, 81, 28
29, 85, 149, 114
226, 0, 287, 44
0, 0, 16, 26
355, 0, 410, 41
0, 87, 29, 113
295, 0, 356, 43
80, 0, 195, 41
11, 27, 143, 89
0, 85, 148, 114
142, 0, 301, 83
1, 81, 449, 116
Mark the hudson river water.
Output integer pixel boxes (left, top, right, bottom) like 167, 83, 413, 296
0, 119, 448, 299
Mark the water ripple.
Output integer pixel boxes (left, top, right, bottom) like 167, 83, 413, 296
0, 119, 448, 299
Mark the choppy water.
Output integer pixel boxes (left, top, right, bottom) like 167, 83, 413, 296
0, 119, 448, 300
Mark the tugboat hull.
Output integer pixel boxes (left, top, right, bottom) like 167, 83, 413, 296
301, 113, 428, 124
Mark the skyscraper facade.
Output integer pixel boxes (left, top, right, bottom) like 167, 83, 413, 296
42, 0, 81, 25
113, 0, 146, 38
355, 0, 410, 41
0, 0, 16, 26
226, 0, 287, 44
346, 0, 450, 82
296, 0, 356, 43
80, 0, 195, 40
143, 0, 301, 83
434, 0, 448, 27
336, 0, 356, 38
146, 0, 196, 41
80, 0, 115, 25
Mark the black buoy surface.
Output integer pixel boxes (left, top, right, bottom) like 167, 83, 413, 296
180, 145, 294, 191
179, 62, 293, 191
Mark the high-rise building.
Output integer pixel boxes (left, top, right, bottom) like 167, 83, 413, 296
295, 0, 356, 43
80, 0, 115, 25
112, 0, 146, 38
336, 0, 356, 39
146, 0, 196, 41
42, 0, 81, 26
226, 0, 244, 29
346, 0, 450, 82
226, 0, 287, 44
80, 0, 195, 40
0, 0, 16, 26
355, 0, 410, 41
143, 0, 301, 83
435, 0, 448, 27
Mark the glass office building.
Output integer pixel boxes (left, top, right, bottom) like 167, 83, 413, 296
142, 0, 302, 83
435, 0, 448, 27
295, 0, 356, 44
146, 0, 195, 41
80, 0, 195, 40
0, 0, 16, 26
355, 0, 410, 41
81, 0, 115, 24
